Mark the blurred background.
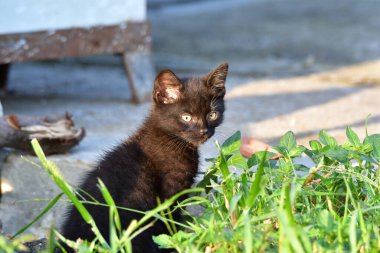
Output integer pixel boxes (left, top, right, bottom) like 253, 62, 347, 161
1, 0, 380, 237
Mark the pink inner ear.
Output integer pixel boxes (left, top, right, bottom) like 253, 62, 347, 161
163, 87, 180, 104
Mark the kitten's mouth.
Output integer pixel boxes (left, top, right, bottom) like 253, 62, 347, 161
181, 132, 213, 146
198, 137, 208, 144
184, 135, 208, 146
196, 134, 211, 145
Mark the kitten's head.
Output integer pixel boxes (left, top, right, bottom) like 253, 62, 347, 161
152, 63, 228, 146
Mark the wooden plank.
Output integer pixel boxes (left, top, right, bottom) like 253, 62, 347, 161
0, 21, 151, 63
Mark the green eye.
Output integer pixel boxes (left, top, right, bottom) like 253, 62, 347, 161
181, 113, 192, 122
209, 111, 218, 121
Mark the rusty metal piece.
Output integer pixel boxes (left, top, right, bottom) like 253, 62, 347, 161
0, 21, 151, 63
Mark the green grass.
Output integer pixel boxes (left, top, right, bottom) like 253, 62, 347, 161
1, 124, 380, 252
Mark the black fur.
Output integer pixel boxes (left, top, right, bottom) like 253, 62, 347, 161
59, 63, 228, 252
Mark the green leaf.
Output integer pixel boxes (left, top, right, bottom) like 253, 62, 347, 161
278, 131, 297, 153
221, 131, 241, 155
316, 209, 335, 232
322, 146, 349, 163
153, 231, 192, 249
304, 149, 319, 164
196, 167, 218, 191
319, 130, 338, 147
153, 234, 174, 249
289, 146, 306, 157
309, 140, 322, 151
360, 154, 378, 164
364, 134, 380, 161
346, 127, 360, 147
219, 148, 231, 180
247, 151, 277, 168
227, 154, 248, 169
293, 164, 310, 173
273, 146, 288, 157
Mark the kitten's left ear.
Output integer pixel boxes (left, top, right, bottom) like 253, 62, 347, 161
205, 63, 228, 96
153, 69, 183, 104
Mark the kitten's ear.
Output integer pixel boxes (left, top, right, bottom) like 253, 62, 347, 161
205, 63, 228, 96
153, 70, 183, 104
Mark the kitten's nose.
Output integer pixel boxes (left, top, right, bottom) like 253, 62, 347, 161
199, 128, 208, 136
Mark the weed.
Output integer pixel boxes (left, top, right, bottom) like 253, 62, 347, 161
2, 125, 380, 252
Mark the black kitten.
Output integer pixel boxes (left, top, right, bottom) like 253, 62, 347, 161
60, 63, 228, 252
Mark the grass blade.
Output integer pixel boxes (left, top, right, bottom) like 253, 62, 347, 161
246, 150, 267, 208
11, 193, 64, 239
31, 138, 109, 248
243, 213, 252, 253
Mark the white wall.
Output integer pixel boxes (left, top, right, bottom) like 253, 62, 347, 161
0, 0, 146, 34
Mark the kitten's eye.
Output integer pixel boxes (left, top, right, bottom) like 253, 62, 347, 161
181, 113, 192, 122
208, 111, 218, 121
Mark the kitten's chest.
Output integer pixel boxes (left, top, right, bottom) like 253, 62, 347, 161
152, 151, 199, 199
156, 152, 198, 179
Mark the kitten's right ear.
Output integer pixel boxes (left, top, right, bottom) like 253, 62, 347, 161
205, 63, 228, 96
153, 70, 183, 104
